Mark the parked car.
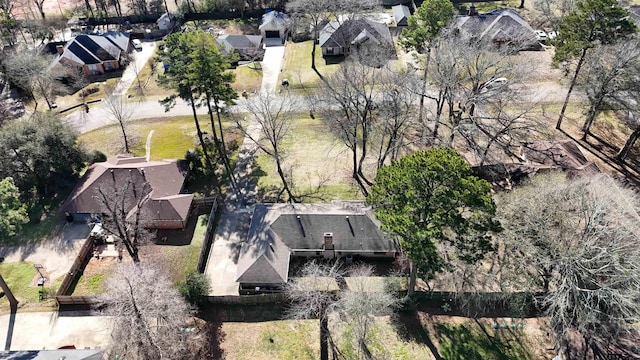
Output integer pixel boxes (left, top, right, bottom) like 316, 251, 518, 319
132, 39, 142, 51
483, 77, 508, 90
535, 30, 548, 42
547, 31, 558, 40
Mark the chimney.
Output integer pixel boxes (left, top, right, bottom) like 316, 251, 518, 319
140, 168, 145, 180
323, 232, 335, 259
56, 45, 64, 54
469, 4, 477, 16
323, 232, 334, 249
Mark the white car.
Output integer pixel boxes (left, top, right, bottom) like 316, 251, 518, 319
535, 30, 548, 42
483, 77, 508, 90
132, 39, 142, 51
547, 31, 558, 40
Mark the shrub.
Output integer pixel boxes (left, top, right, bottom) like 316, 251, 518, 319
177, 272, 210, 306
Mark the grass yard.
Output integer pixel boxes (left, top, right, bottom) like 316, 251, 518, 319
54, 77, 120, 110
251, 116, 364, 202
217, 315, 545, 360
127, 56, 175, 101
0, 262, 59, 312
278, 41, 340, 94
232, 64, 263, 93
78, 115, 239, 160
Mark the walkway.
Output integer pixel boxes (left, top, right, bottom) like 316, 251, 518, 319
203, 45, 285, 296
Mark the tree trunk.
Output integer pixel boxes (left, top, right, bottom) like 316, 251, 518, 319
418, 48, 431, 144
119, 119, 130, 153
357, 119, 374, 186
557, 48, 588, 130
519, 0, 525, 8
581, 94, 605, 140
205, 93, 236, 192
189, 94, 214, 172
617, 126, 640, 161
84, 0, 94, 17
320, 316, 329, 360
275, 154, 297, 202
408, 260, 417, 296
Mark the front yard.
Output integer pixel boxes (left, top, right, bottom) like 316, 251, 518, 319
277, 41, 340, 94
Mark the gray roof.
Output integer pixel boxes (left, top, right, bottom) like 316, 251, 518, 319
319, 18, 393, 49
217, 35, 262, 52
392, 5, 411, 26
456, 9, 538, 48
259, 11, 290, 30
235, 202, 399, 284
630, 6, 640, 24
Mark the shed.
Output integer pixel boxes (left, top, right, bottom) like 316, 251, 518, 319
392, 5, 411, 26
157, 12, 173, 31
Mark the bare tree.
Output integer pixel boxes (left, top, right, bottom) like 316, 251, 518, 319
2, 50, 65, 110
497, 173, 640, 359
531, 0, 576, 31
100, 263, 203, 360
93, 171, 154, 263
285, 261, 344, 360
103, 86, 136, 153
334, 265, 399, 359
578, 38, 640, 140
235, 92, 297, 202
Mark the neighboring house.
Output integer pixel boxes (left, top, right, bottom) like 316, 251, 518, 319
157, 12, 174, 31
456, 9, 542, 50
61, 155, 193, 229
235, 201, 400, 293
53, 32, 133, 76
259, 10, 290, 45
319, 18, 394, 57
392, 5, 411, 27
216, 34, 264, 61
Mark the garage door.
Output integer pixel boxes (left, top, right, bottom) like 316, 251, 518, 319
265, 30, 280, 38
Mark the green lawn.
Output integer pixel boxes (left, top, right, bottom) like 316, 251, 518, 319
278, 41, 340, 94
232, 64, 263, 93
78, 115, 240, 160
250, 116, 364, 202
0, 262, 59, 311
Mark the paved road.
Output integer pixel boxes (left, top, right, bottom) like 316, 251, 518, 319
0, 311, 111, 351
203, 46, 285, 296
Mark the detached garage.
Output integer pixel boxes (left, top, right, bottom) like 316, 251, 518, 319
259, 10, 290, 46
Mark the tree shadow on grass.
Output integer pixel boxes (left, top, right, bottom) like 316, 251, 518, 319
433, 321, 534, 360
391, 310, 443, 360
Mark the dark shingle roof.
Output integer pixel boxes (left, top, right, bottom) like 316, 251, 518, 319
217, 35, 262, 51
319, 18, 393, 49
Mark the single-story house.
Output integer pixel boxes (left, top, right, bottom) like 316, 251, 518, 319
216, 34, 264, 61
392, 5, 411, 26
235, 201, 401, 293
53, 32, 133, 75
61, 154, 193, 229
156, 12, 173, 31
319, 18, 394, 57
259, 10, 290, 46
456, 9, 542, 50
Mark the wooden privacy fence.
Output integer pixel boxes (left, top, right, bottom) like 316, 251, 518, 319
197, 198, 219, 273
55, 295, 99, 305
56, 235, 95, 297
208, 293, 286, 305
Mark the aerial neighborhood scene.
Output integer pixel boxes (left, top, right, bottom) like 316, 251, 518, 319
2, 0, 640, 358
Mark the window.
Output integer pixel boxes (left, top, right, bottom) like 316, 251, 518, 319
104, 61, 114, 71
87, 64, 99, 74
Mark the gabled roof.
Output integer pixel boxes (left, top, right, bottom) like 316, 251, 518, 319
392, 5, 411, 26
217, 35, 262, 52
319, 18, 393, 49
456, 9, 538, 48
57, 33, 129, 66
259, 11, 290, 30
62, 155, 191, 224
235, 202, 399, 284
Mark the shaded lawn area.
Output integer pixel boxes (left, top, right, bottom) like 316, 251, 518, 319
232, 64, 263, 93
251, 116, 363, 202
216, 315, 543, 360
127, 55, 175, 101
54, 78, 120, 110
0, 262, 60, 311
278, 41, 340, 94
